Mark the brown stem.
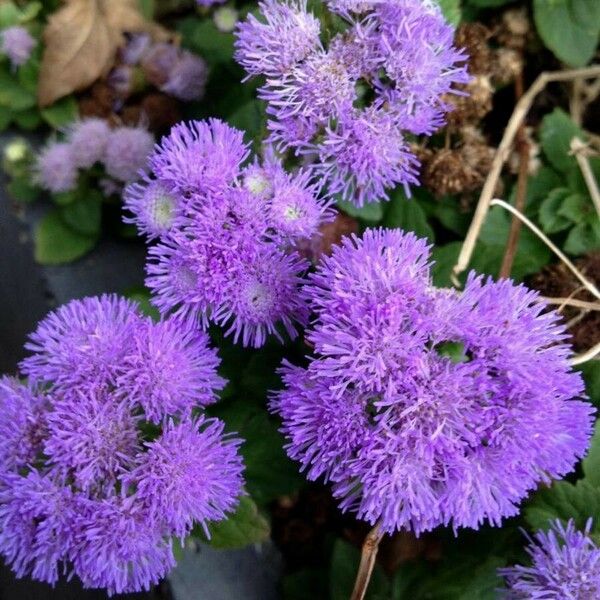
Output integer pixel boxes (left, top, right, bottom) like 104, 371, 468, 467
499, 73, 529, 279
349, 522, 385, 600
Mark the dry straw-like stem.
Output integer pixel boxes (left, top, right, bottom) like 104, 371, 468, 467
350, 522, 385, 600
570, 137, 600, 219
571, 341, 600, 366
541, 297, 600, 312
452, 65, 600, 286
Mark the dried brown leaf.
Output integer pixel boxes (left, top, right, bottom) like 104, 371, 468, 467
38, 0, 171, 107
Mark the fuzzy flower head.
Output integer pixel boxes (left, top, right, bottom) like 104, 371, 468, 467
35, 143, 78, 194
67, 118, 112, 169
104, 126, 154, 183
500, 520, 600, 599
1, 26, 35, 68
272, 228, 594, 535
235, 0, 322, 78
1, 295, 243, 594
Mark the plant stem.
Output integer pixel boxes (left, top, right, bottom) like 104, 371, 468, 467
571, 137, 600, 220
350, 522, 385, 600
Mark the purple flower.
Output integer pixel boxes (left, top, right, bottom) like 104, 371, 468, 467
272, 228, 594, 534
121, 32, 152, 65
117, 317, 225, 423
500, 520, 600, 599
35, 143, 78, 194
123, 418, 244, 538
123, 177, 181, 238
0, 378, 47, 472
314, 109, 420, 206
234, 0, 321, 78
161, 50, 208, 101
66, 118, 112, 169
72, 497, 176, 595
1, 26, 35, 68
150, 119, 250, 197
20, 294, 141, 389
196, 0, 227, 5
104, 126, 154, 183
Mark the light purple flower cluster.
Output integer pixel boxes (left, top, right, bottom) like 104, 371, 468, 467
125, 118, 332, 347
235, 0, 469, 206
271, 228, 594, 535
1, 26, 35, 69
35, 119, 154, 194
0, 295, 244, 595
500, 519, 600, 599
109, 33, 208, 103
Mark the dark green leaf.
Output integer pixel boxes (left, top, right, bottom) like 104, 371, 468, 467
428, 196, 471, 236
125, 287, 160, 321
13, 108, 41, 130
578, 361, 600, 407
539, 187, 572, 233
205, 496, 270, 549
467, 0, 513, 6
41, 95, 79, 128
557, 193, 591, 223
178, 18, 235, 66
582, 421, 600, 488
533, 0, 600, 67
540, 108, 585, 173
525, 480, 600, 533
0, 69, 36, 110
329, 539, 390, 600
17, 57, 39, 95
431, 241, 462, 287
384, 190, 434, 241
283, 568, 328, 600
34, 209, 97, 265
435, 341, 468, 363
228, 100, 264, 144
564, 220, 600, 255
60, 192, 102, 236
6, 177, 39, 203
0, 107, 13, 131
338, 198, 384, 223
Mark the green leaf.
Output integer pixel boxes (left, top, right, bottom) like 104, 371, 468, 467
467, 0, 512, 6
228, 100, 264, 144
6, 177, 39, 203
557, 192, 592, 223
329, 539, 390, 600
283, 568, 328, 600
337, 198, 384, 223
17, 58, 39, 95
41, 96, 79, 128
428, 196, 471, 236
0, 3, 22, 27
578, 360, 600, 407
582, 421, 600, 488
60, 192, 102, 236
533, 0, 600, 67
564, 220, 600, 255
435, 341, 468, 363
540, 108, 585, 173
0, 107, 13, 131
205, 496, 270, 549
125, 287, 160, 321
12, 108, 41, 130
525, 480, 600, 533
0, 69, 36, 111
522, 166, 563, 217
384, 190, 435, 241
138, 0, 154, 19
34, 209, 98, 265
178, 18, 235, 66
437, 0, 461, 25
431, 241, 462, 287
539, 187, 572, 233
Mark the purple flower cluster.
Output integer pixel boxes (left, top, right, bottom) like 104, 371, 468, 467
109, 33, 208, 103
1, 26, 35, 69
235, 0, 469, 206
125, 119, 332, 347
500, 519, 600, 598
271, 228, 594, 535
0, 295, 244, 594
36, 119, 154, 194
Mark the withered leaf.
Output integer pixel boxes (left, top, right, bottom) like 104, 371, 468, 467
38, 0, 170, 107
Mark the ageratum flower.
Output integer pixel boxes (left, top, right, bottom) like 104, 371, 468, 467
1, 26, 35, 68
271, 228, 594, 534
0, 295, 243, 594
66, 118, 112, 169
234, 0, 321, 78
35, 143, 78, 194
235, 0, 469, 206
104, 126, 154, 183
500, 520, 600, 599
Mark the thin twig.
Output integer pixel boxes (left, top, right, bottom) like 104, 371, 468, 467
571, 137, 600, 219
350, 522, 385, 600
490, 199, 600, 299
571, 341, 600, 366
541, 297, 600, 312
499, 73, 529, 279
452, 65, 600, 286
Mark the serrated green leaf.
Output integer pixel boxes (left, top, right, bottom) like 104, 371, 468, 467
330, 539, 390, 600
41, 95, 78, 128
521, 166, 563, 217
525, 480, 600, 533
34, 209, 98, 265
337, 198, 384, 223
540, 109, 585, 173
384, 190, 435, 241
539, 187, 572, 233
60, 192, 102, 236
205, 496, 270, 549
557, 193, 591, 223
564, 220, 600, 255
582, 421, 600, 488
533, 0, 600, 67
